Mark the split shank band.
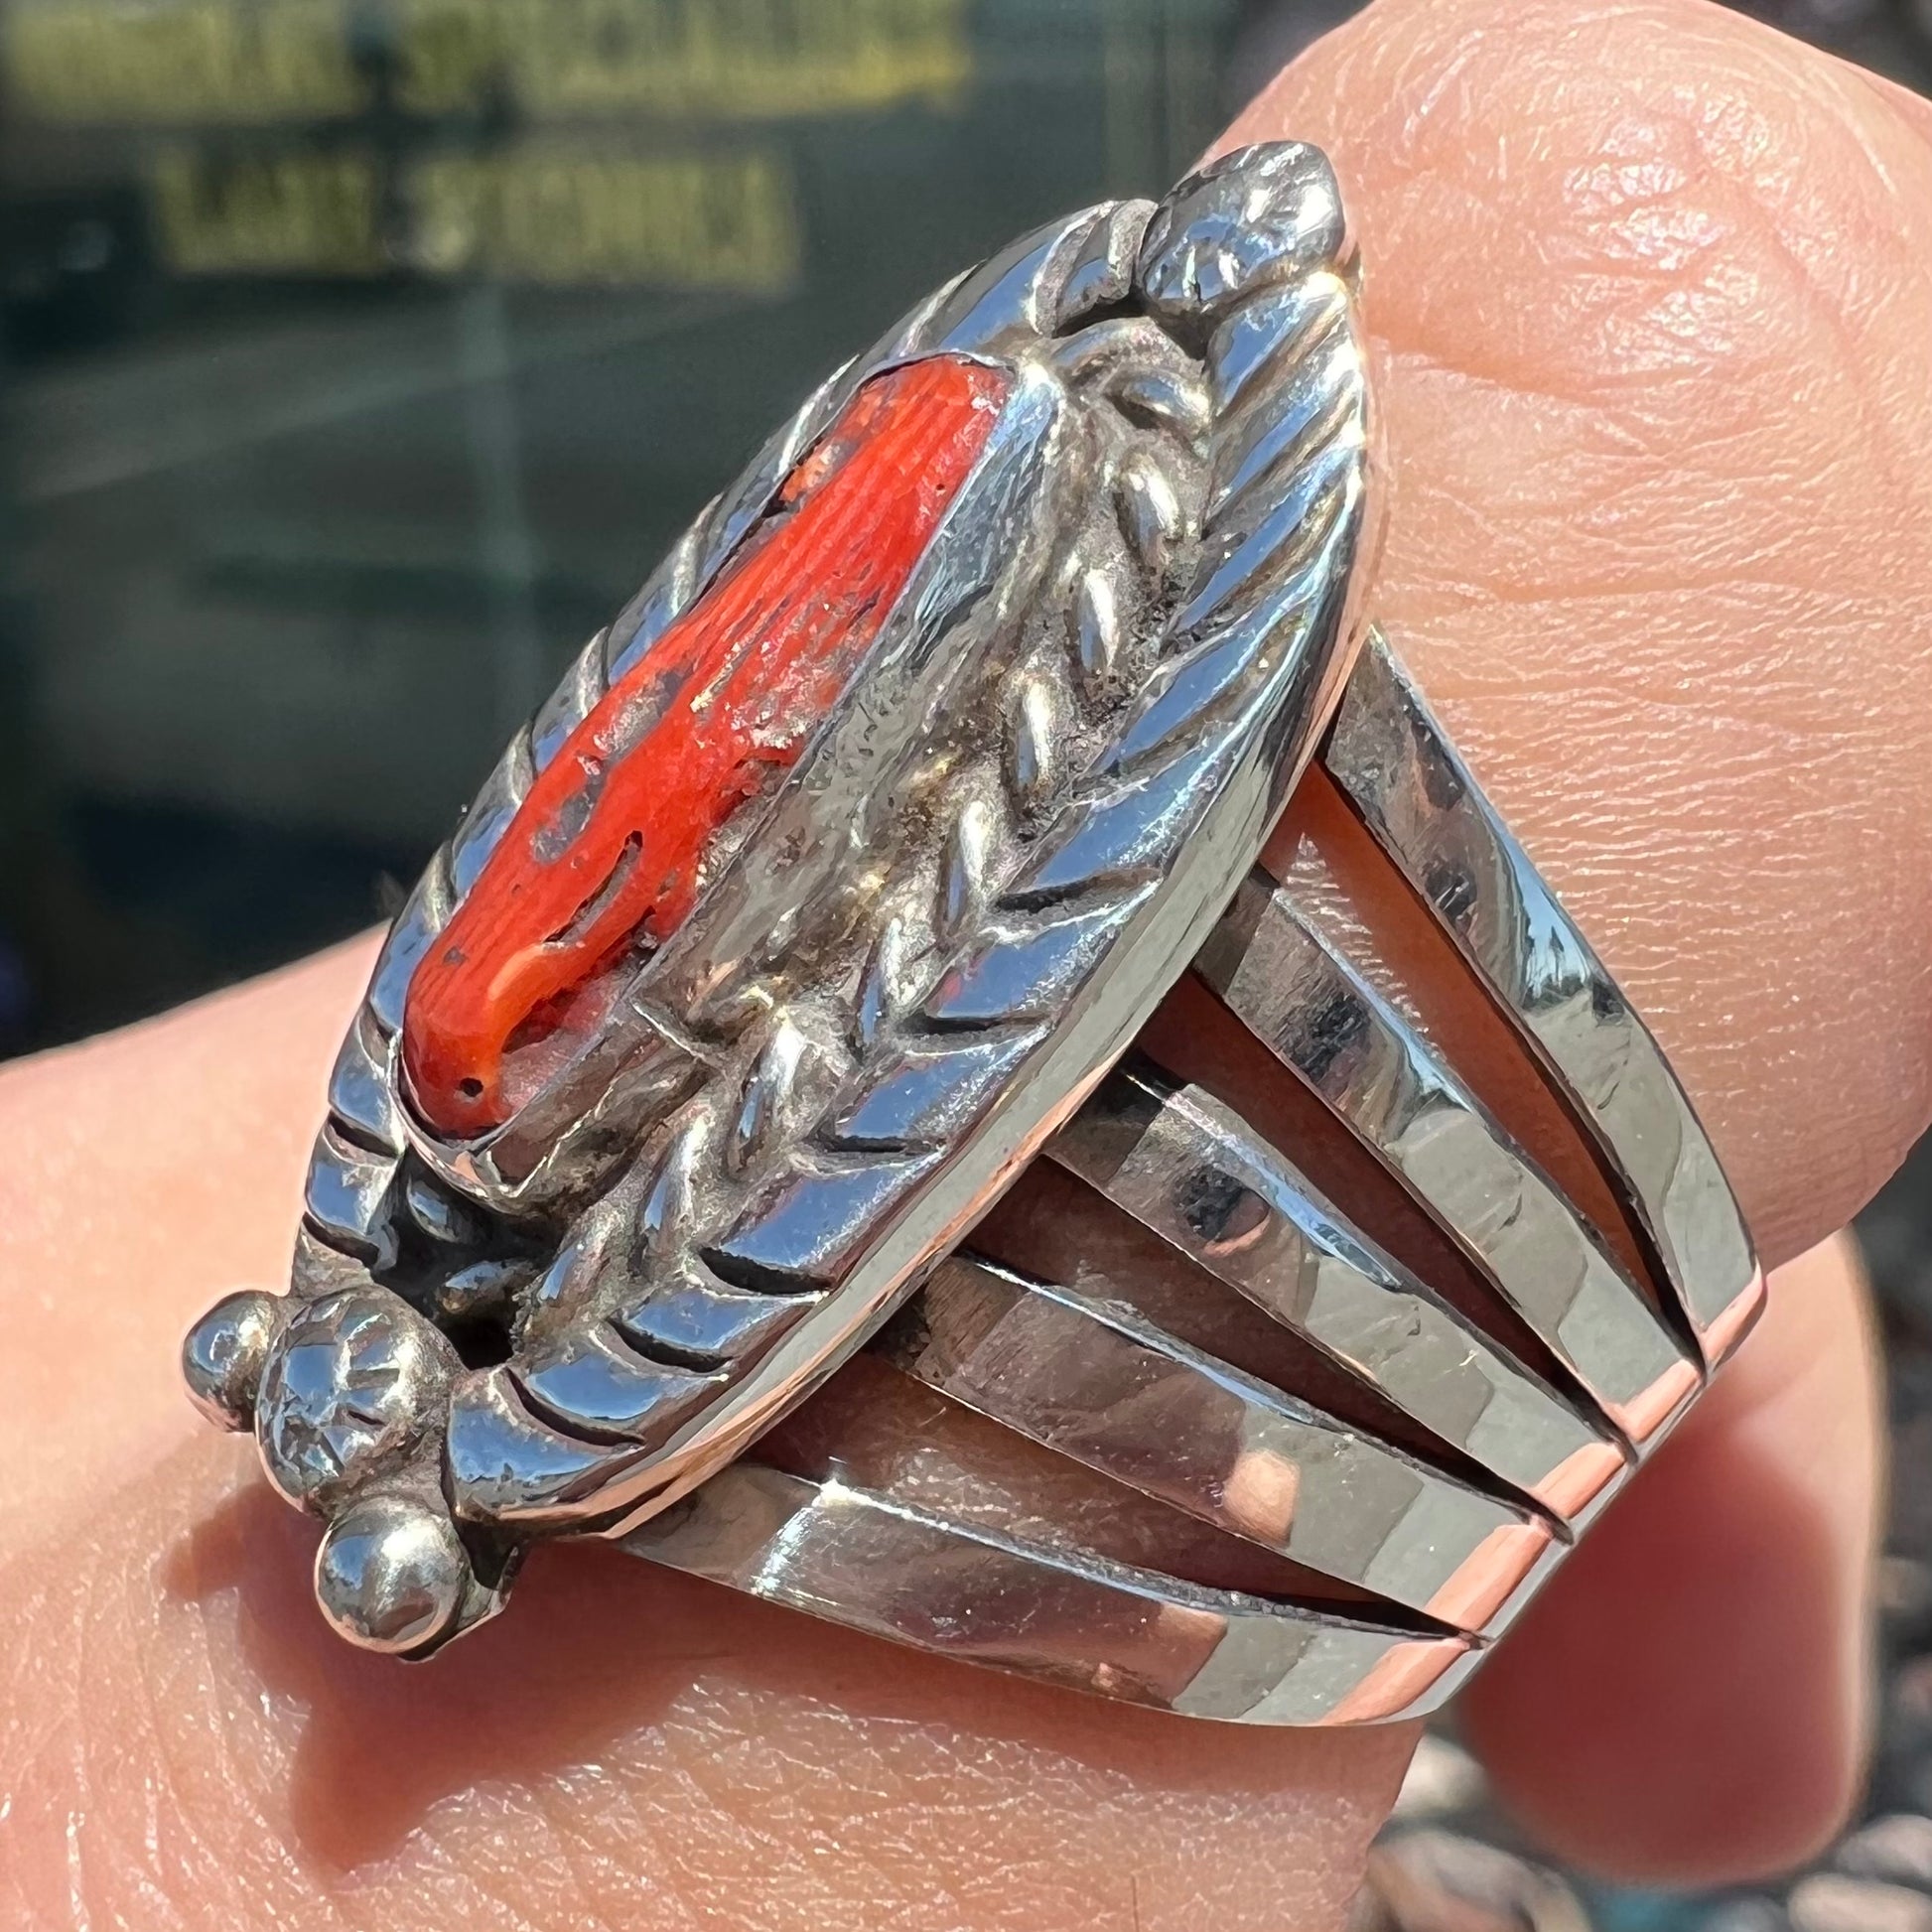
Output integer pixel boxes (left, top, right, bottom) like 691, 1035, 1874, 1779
182, 141, 1764, 1726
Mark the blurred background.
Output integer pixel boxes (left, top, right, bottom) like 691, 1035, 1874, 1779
2, 2, 1929, 1927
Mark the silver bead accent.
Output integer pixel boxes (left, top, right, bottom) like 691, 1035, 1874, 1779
181, 1288, 283, 1433
254, 1289, 453, 1508
315, 1495, 471, 1654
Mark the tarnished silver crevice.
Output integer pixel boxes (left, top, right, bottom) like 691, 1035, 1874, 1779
182, 142, 1761, 1723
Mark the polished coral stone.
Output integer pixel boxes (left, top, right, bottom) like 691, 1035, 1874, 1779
402, 355, 1012, 1140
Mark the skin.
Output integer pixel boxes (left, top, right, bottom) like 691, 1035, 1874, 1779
1, 0, 1928, 1922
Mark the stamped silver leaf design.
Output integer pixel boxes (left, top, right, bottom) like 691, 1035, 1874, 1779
665, 148, 1373, 1539
637, 1111, 709, 1260
255, 1290, 452, 1506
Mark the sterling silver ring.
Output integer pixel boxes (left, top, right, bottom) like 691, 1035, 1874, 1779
182, 141, 1763, 1726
